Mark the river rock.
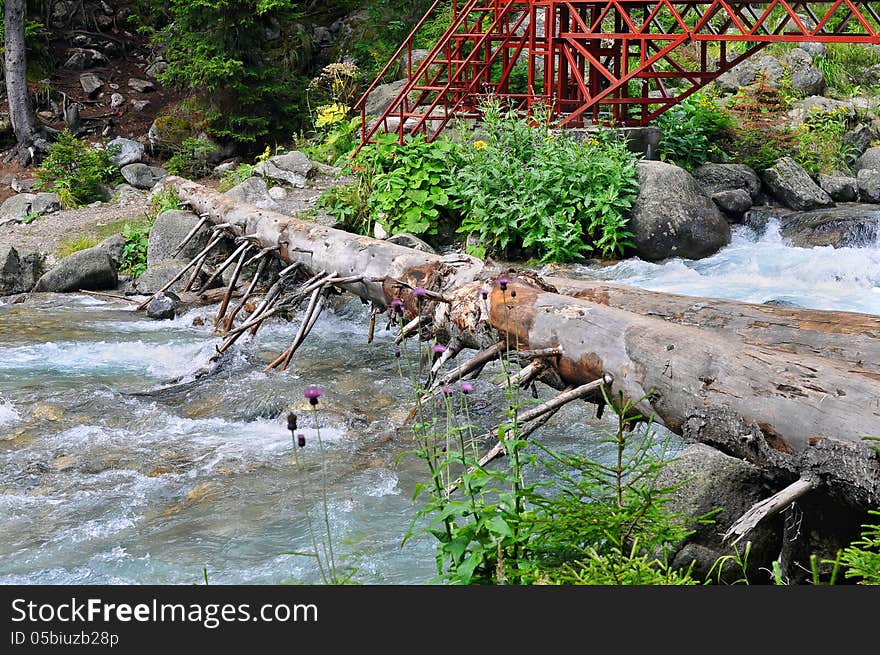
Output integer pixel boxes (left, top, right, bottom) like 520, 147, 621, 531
691, 163, 762, 202
31, 192, 62, 216
135, 259, 200, 294
854, 146, 880, 173
128, 78, 155, 93
147, 209, 209, 267
785, 48, 825, 97
655, 443, 780, 584
32, 247, 118, 293
223, 176, 279, 210
96, 233, 126, 269
121, 163, 167, 190
857, 169, 880, 203
0, 193, 36, 225
818, 173, 858, 202
254, 151, 313, 188
0, 246, 33, 296
762, 157, 833, 210
711, 189, 752, 218
629, 160, 731, 261
778, 204, 880, 247
63, 48, 109, 69
363, 79, 406, 118
146, 291, 179, 319
79, 72, 103, 96
110, 93, 125, 109
108, 137, 144, 168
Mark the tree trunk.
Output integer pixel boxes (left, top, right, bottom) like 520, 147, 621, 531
3, 0, 35, 163
163, 176, 880, 510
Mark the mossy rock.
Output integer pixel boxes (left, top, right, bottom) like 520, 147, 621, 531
149, 115, 194, 150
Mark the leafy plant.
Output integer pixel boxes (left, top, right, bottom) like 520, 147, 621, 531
164, 136, 218, 179
35, 131, 120, 207
656, 93, 733, 170
56, 235, 99, 260
451, 99, 639, 261
793, 104, 856, 175
119, 221, 152, 279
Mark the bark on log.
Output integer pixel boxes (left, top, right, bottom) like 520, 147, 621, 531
164, 176, 880, 509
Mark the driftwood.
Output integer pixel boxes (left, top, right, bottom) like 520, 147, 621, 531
160, 176, 880, 512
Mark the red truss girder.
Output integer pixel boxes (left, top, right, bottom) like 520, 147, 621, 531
354, 0, 880, 150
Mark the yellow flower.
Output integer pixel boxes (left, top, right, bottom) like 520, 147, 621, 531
473, 140, 488, 151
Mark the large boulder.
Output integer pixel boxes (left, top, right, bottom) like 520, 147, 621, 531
0, 193, 36, 225
146, 209, 209, 267
1, 247, 44, 295
691, 162, 762, 202
818, 173, 858, 202
856, 169, 880, 204
854, 146, 880, 174
223, 176, 280, 210
254, 151, 313, 188
121, 163, 167, 190
762, 157, 833, 210
655, 444, 780, 584
134, 259, 200, 294
363, 79, 406, 118
108, 137, 144, 168
778, 204, 880, 247
629, 160, 731, 261
784, 48, 825, 97
32, 247, 117, 293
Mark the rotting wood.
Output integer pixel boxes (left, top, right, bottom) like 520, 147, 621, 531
162, 176, 880, 510
723, 476, 817, 546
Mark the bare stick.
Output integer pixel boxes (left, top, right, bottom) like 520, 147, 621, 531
504, 359, 547, 389
136, 232, 224, 310
279, 289, 328, 371
223, 257, 267, 333
77, 289, 141, 303
171, 214, 208, 257
395, 316, 421, 345
201, 241, 250, 291
430, 341, 505, 391
214, 244, 250, 328
182, 251, 209, 293
723, 476, 816, 546
445, 375, 612, 496
367, 305, 378, 344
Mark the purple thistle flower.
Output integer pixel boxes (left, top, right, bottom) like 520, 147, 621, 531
412, 287, 427, 298
479, 288, 489, 299
303, 385, 323, 406
510, 289, 517, 298
297, 433, 306, 448
394, 348, 401, 358
432, 343, 446, 354
442, 386, 454, 396
390, 298, 404, 313
497, 276, 510, 291
460, 382, 474, 394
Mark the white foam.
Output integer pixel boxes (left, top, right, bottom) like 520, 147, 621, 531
0, 397, 19, 426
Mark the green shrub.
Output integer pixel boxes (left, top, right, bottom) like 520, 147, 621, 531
164, 136, 217, 179
793, 104, 856, 175
656, 93, 733, 170
55, 235, 99, 260
218, 163, 255, 192
452, 100, 639, 262
119, 221, 152, 279
35, 131, 120, 208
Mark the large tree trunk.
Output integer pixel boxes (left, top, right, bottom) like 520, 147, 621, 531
3, 0, 35, 163
163, 176, 880, 510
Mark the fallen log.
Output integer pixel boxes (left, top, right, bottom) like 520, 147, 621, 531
545, 278, 880, 376
163, 176, 880, 510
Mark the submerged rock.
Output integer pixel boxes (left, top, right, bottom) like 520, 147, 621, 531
778, 203, 880, 248
146, 291, 179, 320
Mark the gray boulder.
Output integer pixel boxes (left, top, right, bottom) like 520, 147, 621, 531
112, 183, 146, 207
32, 247, 117, 293
96, 233, 126, 269
0, 193, 36, 225
108, 137, 144, 168
0, 246, 28, 295
135, 259, 199, 295
31, 192, 62, 216
254, 151, 313, 188
121, 163, 167, 190
364, 79, 406, 118
223, 176, 279, 210
147, 209, 209, 267
146, 291, 179, 320
711, 189, 752, 217
778, 204, 880, 247
787, 96, 855, 129
655, 443, 780, 584
785, 48, 825, 96
692, 163, 762, 201
818, 173, 858, 202
854, 146, 880, 173
857, 169, 880, 203
629, 160, 731, 261
762, 157, 833, 210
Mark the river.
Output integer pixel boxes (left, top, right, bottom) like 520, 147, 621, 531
1, 217, 878, 584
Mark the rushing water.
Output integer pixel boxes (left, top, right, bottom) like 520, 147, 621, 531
1, 217, 878, 585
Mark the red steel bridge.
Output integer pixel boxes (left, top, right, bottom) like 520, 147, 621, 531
354, 0, 880, 148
